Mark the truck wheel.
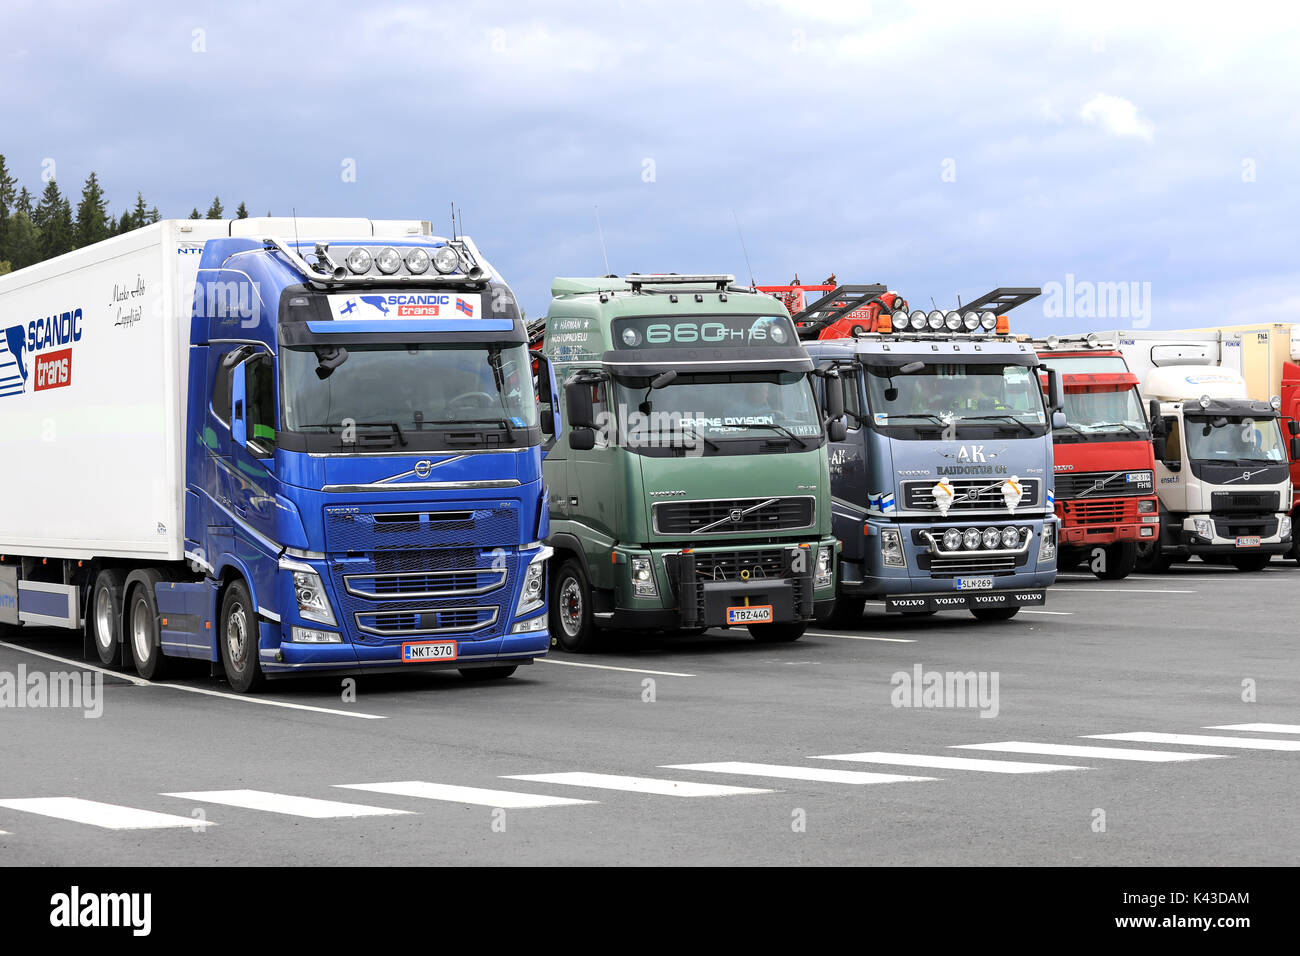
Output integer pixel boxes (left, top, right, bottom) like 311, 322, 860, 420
1056, 550, 1084, 573
1094, 542, 1138, 581
970, 607, 1020, 622
1135, 540, 1172, 573
91, 568, 127, 666
748, 621, 806, 643
818, 593, 866, 628
459, 665, 519, 681
1231, 554, 1272, 572
219, 580, 264, 693
127, 572, 169, 680
551, 559, 600, 652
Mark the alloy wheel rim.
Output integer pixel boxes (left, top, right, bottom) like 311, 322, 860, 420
560, 579, 583, 637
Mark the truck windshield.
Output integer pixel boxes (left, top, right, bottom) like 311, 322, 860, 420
864, 362, 1047, 437
612, 371, 821, 449
281, 343, 537, 434
1057, 388, 1148, 440
1184, 415, 1286, 464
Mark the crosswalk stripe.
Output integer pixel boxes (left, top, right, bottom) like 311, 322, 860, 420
0, 797, 214, 830
1084, 732, 1300, 751
163, 789, 410, 818
337, 781, 595, 808
1205, 723, 1300, 734
955, 741, 1227, 762
662, 762, 935, 785
814, 752, 1086, 773
503, 772, 772, 797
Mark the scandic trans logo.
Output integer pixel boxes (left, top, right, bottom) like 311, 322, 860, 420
1, 308, 82, 398
337, 293, 475, 319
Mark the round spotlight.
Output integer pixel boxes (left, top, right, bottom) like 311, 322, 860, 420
621, 327, 642, 347
962, 311, 979, 331
942, 528, 962, 551
405, 248, 431, 274
432, 246, 460, 275
1271, 394, 1282, 409
1044, 334, 1060, 349
1001, 527, 1020, 548
980, 311, 997, 330
345, 247, 373, 274
962, 528, 982, 550
945, 311, 962, 331
375, 247, 402, 275
909, 310, 928, 331
770, 324, 788, 344
927, 310, 945, 330
982, 527, 1001, 549
892, 310, 909, 329
1198, 394, 1212, 409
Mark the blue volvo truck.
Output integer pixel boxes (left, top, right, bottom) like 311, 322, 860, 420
0, 218, 557, 690
796, 285, 1064, 624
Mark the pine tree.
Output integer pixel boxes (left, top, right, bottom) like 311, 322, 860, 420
75, 172, 111, 248
0, 154, 16, 266
15, 187, 34, 218
205, 196, 223, 219
189, 208, 201, 220
117, 211, 132, 235
235, 201, 249, 220
34, 180, 75, 259
7, 211, 40, 270
130, 192, 150, 229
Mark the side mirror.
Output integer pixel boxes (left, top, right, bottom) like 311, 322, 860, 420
1289, 419, 1299, 436
1051, 410, 1067, 430
231, 360, 248, 448
1149, 398, 1162, 430
827, 419, 847, 442
540, 409, 555, 434
824, 371, 845, 421
1290, 437, 1300, 461
565, 378, 596, 429
532, 353, 563, 450
1046, 367, 1065, 413
569, 428, 596, 451
1152, 434, 1167, 462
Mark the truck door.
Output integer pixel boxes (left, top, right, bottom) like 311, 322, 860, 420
229, 351, 279, 540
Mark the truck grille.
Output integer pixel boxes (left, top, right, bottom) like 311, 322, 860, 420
664, 548, 786, 582
1055, 471, 1151, 499
1210, 491, 1280, 514
1061, 500, 1126, 524
925, 554, 1019, 575
1214, 516, 1279, 538
652, 497, 815, 535
343, 569, 506, 599
354, 606, 498, 637
901, 478, 1040, 512
324, 506, 518, 552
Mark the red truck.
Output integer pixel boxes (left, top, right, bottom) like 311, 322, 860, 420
1034, 336, 1160, 579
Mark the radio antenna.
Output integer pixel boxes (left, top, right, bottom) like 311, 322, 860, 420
594, 205, 611, 275
731, 209, 756, 289
450, 202, 456, 240
292, 207, 300, 253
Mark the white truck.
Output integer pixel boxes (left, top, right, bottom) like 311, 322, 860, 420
1103, 330, 1294, 571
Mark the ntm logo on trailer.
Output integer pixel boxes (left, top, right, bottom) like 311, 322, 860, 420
0, 307, 82, 398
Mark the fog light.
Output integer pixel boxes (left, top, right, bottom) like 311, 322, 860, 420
1140, 526, 1155, 537
1193, 517, 1214, 539
1001, 526, 1020, 548
879, 530, 904, 569
817, 544, 837, 582
942, 528, 962, 551
982, 527, 1001, 549
511, 615, 548, 634
631, 555, 658, 598
963, 528, 981, 550
290, 626, 342, 644
1138, 499, 1156, 513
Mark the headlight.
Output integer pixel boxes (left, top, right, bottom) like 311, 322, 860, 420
817, 544, 837, 582
963, 528, 982, 550
879, 530, 904, 569
1001, 526, 1020, 548
770, 324, 789, 344
1281, 515, 1292, 539
909, 310, 927, 331
962, 311, 980, 331
621, 327, 642, 347
1193, 517, 1214, 539
405, 248, 431, 274
1037, 523, 1056, 561
630, 555, 658, 598
290, 626, 342, 644
292, 569, 336, 626
345, 247, 372, 274
516, 551, 549, 616
1138, 499, 1156, 513
982, 527, 1001, 549
927, 310, 945, 330
944, 311, 962, 331
374, 246, 402, 275
433, 246, 460, 274
942, 528, 962, 551
980, 311, 996, 330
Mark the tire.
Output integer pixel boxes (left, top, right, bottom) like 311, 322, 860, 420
550, 559, 600, 652
1135, 539, 1172, 573
1290, 533, 1300, 565
1094, 542, 1138, 581
818, 592, 866, 629
748, 621, 806, 643
127, 571, 169, 680
459, 665, 519, 681
1056, 549, 1084, 574
970, 607, 1020, 622
219, 579, 263, 693
1231, 554, 1271, 572
90, 568, 127, 666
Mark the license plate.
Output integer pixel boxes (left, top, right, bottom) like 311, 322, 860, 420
400, 641, 458, 662
727, 605, 774, 624
956, 577, 994, 591
1235, 536, 1261, 549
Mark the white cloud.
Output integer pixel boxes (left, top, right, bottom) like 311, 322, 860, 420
1079, 93, 1155, 142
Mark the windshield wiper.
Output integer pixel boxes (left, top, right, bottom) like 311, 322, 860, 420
293, 421, 407, 446
1054, 421, 1087, 438
1088, 421, 1144, 437
424, 417, 518, 440
676, 424, 719, 452
725, 421, 809, 448
962, 414, 1035, 435
878, 413, 950, 429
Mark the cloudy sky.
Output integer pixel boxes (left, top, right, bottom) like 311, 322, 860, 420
3, 0, 1297, 335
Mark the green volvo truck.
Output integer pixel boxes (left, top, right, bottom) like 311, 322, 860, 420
532, 274, 843, 650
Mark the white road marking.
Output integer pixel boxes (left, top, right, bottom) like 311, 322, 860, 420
815, 752, 1086, 773
1206, 723, 1300, 734
164, 789, 409, 818
0, 797, 214, 830
1020, 610, 1073, 616
337, 781, 595, 809
0, 641, 386, 719
1063, 588, 1196, 594
535, 658, 695, 678
663, 762, 935, 785
955, 741, 1227, 762
503, 772, 771, 797
804, 632, 917, 643
1085, 732, 1300, 751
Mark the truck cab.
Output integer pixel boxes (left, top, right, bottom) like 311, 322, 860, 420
1138, 366, 1292, 571
800, 286, 1062, 624
1033, 336, 1160, 579
537, 274, 841, 649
